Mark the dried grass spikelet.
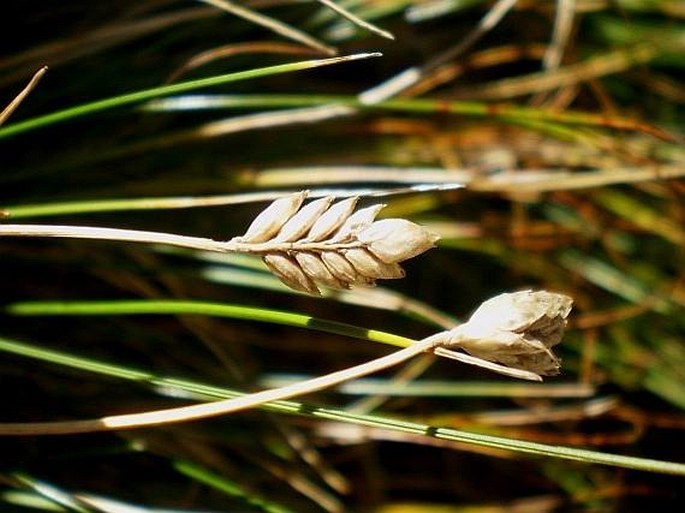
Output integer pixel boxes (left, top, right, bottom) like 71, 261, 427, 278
234, 192, 440, 294
263, 254, 319, 295
238, 191, 308, 243
444, 290, 573, 376
356, 218, 440, 263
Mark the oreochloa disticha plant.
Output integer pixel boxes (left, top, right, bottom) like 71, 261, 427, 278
0, 61, 574, 435
0, 187, 574, 434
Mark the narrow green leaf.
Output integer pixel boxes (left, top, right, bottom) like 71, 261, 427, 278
0, 54, 380, 140
174, 460, 296, 513
6, 299, 413, 349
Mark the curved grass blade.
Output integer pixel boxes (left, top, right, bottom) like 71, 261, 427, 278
0, 53, 381, 140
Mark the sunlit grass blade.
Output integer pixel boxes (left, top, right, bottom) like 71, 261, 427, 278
259, 374, 594, 398
5, 299, 414, 349
98, 241, 457, 328
3, 185, 454, 219
320, 3, 409, 42
1, 489, 67, 512
7, 474, 89, 513
0, 53, 381, 140
314, 0, 396, 40
3, 191, 290, 219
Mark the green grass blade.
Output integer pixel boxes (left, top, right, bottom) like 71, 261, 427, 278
5, 299, 413, 349
174, 460, 297, 513
4, 195, 257, 219
1, 490, 67, 512
9, 474, 89, 513
0, 53, 380, 140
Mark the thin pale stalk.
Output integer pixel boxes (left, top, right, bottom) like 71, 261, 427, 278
314, 0, 394, 40
251, 165, 685, 192
359, 0, 519, 104
0, 66, 47, 126
543, 0, 576, 70
0, 224, 364, 254
0, 336, 442, 435
198, 0, 335, 55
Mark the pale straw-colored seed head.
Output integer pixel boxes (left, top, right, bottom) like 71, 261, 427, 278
445, 290, 573, 376
320, 251, 360, 284
357, 218, 440, 264
235, 192, 439, 294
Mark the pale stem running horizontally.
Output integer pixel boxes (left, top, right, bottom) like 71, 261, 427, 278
0, 191, 440, 295
0, 224, 361, 254
0, 290, 573, 436
0, 335, 443, 435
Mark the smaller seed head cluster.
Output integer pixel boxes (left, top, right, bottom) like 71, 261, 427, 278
445, 290, 573, 376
